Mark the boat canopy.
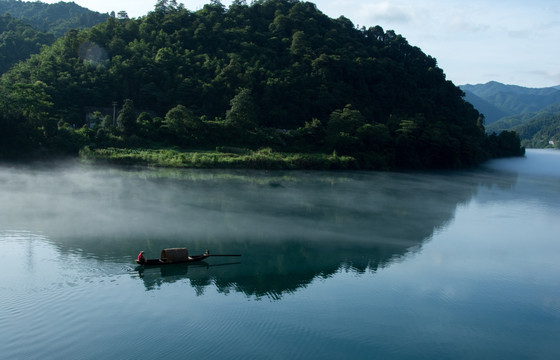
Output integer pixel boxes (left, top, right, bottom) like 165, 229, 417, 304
160, 248, 189, 262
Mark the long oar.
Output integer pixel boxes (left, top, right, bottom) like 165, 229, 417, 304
207, 254, 242, 257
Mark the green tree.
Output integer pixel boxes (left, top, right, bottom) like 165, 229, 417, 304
226, 88, 257, 130
117, 11, 129, 20
326, 105, 365, 135
356, 123, 392, 153
355, 123, 394, 169
296, 118, 325, 150
326, 105, 365, 154
117, 99, 137, 135
22, 82, 53, 121
154, 0, 180, 14
487, 131, 525, 158
290, 30, 310, 57
136, 111, 154, 137
165, 104, 203, 144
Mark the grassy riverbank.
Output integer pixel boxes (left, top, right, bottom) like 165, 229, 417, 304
79, 146, 357, 170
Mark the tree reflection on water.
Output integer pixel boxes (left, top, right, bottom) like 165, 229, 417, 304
0, 161, 521, 299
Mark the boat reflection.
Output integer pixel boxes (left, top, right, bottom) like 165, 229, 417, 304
136, 260, 242, 291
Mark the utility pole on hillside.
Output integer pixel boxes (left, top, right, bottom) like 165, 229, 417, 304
112, 101, 117, 127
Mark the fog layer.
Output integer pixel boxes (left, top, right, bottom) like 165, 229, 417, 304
0, 161, 479, 246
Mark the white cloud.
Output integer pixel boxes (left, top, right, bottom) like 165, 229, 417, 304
359, 2, 415, 24
448, 16, 489, 33
527, 70, 560, 88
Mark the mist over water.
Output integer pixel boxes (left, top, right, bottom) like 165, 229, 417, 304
0, 160, 476, 246
1, 149, 559, 359
483, 148, 560, 178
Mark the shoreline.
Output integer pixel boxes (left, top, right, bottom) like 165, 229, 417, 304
78, 146, 359, 170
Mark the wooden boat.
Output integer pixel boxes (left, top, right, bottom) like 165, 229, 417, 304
135, 248, 240, 266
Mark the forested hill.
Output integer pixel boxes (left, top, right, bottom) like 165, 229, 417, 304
461, 81, 560, 149
0, 0, 109, 37
0, 13, 55, 74
0, 1, 109, 75
486, 104, 560, 149
0, 0, 524, 169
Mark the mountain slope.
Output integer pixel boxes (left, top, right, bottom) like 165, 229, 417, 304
0, 0, 109, 37
514, 108, 560, 148
0, 13, 55, 73
0, 0, 523, 166
487, 104, 560, 148
461, 90, 510, 124
460, 81, 560, 124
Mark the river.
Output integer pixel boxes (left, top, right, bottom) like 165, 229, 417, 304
1, 149, 559, 359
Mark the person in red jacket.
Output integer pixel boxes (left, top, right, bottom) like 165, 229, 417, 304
138, 251, 146, 265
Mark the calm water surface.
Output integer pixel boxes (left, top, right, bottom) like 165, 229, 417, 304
1, 149, 559, 359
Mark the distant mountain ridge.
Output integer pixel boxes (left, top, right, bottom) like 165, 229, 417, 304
460, 81, 560, 124
462, 81, 560, 97
460, 81, 560, 148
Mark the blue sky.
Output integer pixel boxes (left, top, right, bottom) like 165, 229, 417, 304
42, 0, 560, 88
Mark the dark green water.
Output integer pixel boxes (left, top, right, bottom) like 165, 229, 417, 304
1, 149, 559, 359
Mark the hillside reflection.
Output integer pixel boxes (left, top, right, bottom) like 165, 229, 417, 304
1, 162, 520, 299
133, 239, 418, 297
129, 167, 522, 297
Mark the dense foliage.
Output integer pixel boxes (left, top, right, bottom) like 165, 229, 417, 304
467, 82, 560, 149
489, 105, 560, 149
517, 115, 560, 149
0, 0, 524, 168
1, 1, 110, 76
0, 13, 55, 74
0, 0, 109, 37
